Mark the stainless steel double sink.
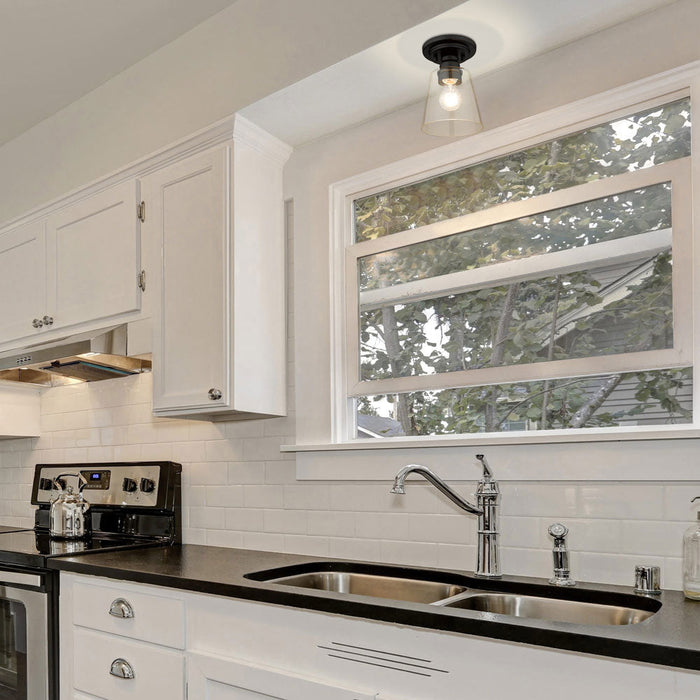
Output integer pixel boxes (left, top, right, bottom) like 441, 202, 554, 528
245, 564, 660, 626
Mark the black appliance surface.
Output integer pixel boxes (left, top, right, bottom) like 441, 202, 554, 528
0, 526, 30, 535
0, 530, 166, 569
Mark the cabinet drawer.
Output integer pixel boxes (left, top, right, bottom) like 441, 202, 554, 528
74, 628, 184, 700
72, 579, 185, 648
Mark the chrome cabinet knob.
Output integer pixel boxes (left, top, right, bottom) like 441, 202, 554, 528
32, 318, 43, 328
208, 388, 223, 401
109, 658, 135, 680
109, 598, 135, 619
42, 315, 54, 326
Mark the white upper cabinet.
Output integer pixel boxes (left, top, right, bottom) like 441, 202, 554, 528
145, 147, 229, 413
45, 179, 142, 331
0, 219, 47, 344
0, 180, 143, 352
145, 117, 292, 419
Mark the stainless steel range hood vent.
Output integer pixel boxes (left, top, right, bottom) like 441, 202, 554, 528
0, 325, 151, 385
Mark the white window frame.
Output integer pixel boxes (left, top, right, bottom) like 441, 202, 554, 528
329, 64, 700, 447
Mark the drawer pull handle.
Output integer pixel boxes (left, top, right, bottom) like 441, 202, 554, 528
110, 658, 135, 680
109, 598, 135, 619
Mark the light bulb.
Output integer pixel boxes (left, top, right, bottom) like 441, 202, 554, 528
438, 85, 462, 112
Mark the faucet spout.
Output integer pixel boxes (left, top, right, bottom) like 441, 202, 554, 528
390, 455, 501, 579
391, 464, 481, 515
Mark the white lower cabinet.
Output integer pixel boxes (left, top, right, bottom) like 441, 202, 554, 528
73, 628, 184, 700
60, 573, 700, 700
187, 652, 377, 699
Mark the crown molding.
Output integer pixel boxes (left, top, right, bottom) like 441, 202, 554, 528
0, 112, 291, 234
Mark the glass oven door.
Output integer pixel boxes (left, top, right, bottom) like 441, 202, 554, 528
0, 572, 47, 700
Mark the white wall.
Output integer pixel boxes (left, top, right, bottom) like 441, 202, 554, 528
0, 0, 461, 224
0, 0, 699, 593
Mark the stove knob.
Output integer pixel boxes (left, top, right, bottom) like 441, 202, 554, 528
122, 477, 137, 493
39, 478, 53, 491
140, 478, 155, 494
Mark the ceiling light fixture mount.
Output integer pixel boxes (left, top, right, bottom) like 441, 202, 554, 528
421, 33, 482, 138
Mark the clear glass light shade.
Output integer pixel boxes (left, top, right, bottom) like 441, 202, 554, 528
422, 68, 482, 137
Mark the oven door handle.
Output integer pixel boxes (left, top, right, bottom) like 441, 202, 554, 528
0, 570, 42, 589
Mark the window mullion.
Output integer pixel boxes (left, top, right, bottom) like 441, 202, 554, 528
358, 228, 672, 312
350, 157, 688, 257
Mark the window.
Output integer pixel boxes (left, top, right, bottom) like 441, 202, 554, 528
340, 97, 693, 440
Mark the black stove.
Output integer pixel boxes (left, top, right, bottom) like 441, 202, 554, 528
0, 530, 168, 569
0, 461, 181, 700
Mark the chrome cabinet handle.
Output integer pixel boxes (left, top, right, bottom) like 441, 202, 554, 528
32, 318, 43, 328
109, 598, 135, 619
42, 315, 54, 326
208, 388, 223, 401
109, 658, 135, 680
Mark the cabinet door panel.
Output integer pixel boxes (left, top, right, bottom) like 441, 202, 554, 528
0, 220, 46, 345
147, 147, 229, 412
188, 652, 375, 700
46, 180, 141, 330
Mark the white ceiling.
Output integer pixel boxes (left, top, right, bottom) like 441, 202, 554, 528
241, 0, 677, 146
0, 0, 238, 146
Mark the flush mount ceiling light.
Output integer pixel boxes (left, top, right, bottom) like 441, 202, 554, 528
421, 34, 482, 138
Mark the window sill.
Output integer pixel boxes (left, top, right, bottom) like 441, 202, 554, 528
282, 424, 700, 452
286, 426, 700, 481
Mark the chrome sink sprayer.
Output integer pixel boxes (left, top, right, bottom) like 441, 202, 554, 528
390, 454, 501, 578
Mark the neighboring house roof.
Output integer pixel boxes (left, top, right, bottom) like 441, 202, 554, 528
357, 414, 404, 438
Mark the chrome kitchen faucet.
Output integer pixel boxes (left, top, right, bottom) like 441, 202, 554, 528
390, 454, 501, 578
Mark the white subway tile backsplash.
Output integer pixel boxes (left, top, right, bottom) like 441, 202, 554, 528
355, 512, 410, 541
228, 462, 266, 484
242, 531, 284, 552
206, 530, 245, 548
379, 540, 440, 568
283, 485, 330, 510
243, 485, 284, 509
663, 485, 700, 522
578, 484, 664, 520
306, 510, 356, 537
437, 544, 476, 570
263, 509, 307, 534
504, 484, 578, 518
329, 537, 381, 563
225, 508, 265, 532
555, 518, 623, 553
204, 486, 244, 508
620, 520, 685, 557
283, 534, 328, 557
189, 507, 226, 530
407, 513, 474, 545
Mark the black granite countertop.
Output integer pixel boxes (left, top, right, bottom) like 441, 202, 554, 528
48, 544, 700, 672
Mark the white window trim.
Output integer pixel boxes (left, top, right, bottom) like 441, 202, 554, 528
322, 61, 700, 448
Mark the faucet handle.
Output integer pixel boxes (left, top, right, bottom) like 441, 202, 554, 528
548, 523, 568, 539
475, 454, 493, 480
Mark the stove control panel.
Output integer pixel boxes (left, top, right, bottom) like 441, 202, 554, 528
81, 470, 111, 490
33, 464, 162, 508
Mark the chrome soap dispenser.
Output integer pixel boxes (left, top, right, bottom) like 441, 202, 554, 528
682, 496, 700, 600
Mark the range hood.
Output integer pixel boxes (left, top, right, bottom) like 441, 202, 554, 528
0, 325, 151, 385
